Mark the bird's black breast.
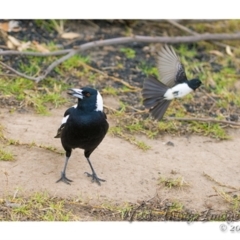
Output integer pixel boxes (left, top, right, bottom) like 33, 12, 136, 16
61, 109, 109, 151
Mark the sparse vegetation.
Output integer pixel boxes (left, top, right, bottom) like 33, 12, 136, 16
139, 61, 159, 78
1, 192, 73, 221
0, 148, 14, 161
2, 191, 239, 221
158, 176, 189, 189
120, 47, 136, 59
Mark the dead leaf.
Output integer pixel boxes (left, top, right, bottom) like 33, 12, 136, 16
209, 50, 224, 57
7, 36, 21, 49
0, 22, 9, 32
226, 45, 234, 56
61, 32, 80, 39
17, 41, 31, 51
0, 20, 21, 32
32, 41, 50, 53
7, 36, 30, 51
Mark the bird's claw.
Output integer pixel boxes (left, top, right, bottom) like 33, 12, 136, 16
56, 172, 73, 185
84, 172, 106, 186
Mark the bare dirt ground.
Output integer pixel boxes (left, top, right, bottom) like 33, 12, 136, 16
1, 102, 240, 213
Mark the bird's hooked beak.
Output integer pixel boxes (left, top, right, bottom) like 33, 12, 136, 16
68, 88, 83, 99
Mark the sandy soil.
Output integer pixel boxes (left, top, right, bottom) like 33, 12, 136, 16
1, 102, 240, 213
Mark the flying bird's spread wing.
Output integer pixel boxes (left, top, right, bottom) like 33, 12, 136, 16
157, 45, 187, 87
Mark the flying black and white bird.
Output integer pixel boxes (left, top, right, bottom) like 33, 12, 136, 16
142, 45, 202, 120
55, 87, 109, 185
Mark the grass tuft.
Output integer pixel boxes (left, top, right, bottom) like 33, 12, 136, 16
0, 148, 14, 161
158, 176, 189, 189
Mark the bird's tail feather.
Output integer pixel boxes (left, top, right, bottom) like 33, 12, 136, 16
142, 77, 171, 120
149, 99, 171, 120
143, 77, 169, 97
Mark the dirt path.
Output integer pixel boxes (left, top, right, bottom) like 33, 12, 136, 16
1, 105, 239, 212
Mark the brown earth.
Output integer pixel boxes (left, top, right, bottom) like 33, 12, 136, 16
1, 100, 240, 213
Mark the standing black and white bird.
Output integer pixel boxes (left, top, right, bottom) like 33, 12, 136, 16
142, 45, 202, 120
55, 87, 109, 185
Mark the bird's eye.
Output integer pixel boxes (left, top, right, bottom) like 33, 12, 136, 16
84, 92, 91, 97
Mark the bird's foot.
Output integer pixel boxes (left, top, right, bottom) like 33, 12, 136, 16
56, 172, 73, 185
84, 172, 106, 186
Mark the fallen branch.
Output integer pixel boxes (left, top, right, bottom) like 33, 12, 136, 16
165, 117, 240, 126
2, 33, 240, 82
166, 19, 235, 49
0, 49, 71, 57
166, 19, 198, 36
0, 61, 39, 81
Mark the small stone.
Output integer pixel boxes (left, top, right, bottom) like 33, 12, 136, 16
166, 141, 174, 147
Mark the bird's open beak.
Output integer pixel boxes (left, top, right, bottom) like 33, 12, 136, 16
68, 88, 83, 99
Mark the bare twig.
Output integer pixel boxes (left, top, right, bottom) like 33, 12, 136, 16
166, 20, 198, 36
0, 49, 71, 56
0, 61, 39, 81
166, 19, 235, 49
0, 73, 18, 78
38, 50, 78, 82
165, 117, 240, 126
2, 33, 240, 82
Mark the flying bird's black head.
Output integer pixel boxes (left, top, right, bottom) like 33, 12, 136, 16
188, 79, 202, 91
68, 87, 103, 112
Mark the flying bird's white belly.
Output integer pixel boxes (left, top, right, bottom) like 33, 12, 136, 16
164, 83, 193, 100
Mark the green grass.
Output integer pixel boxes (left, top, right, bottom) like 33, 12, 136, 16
159, 176, 189, 189
214, 188, 240, 211
120, 47, 136, 59
61, 54, 90, 71
139, 61, 159, 78
109, 125, 151, 151
102, 86, 119, 96
0, 41, 94, 115
0, 77, 69, 114
1, 191, 240, 221
0, 148, 14, 161
189, 122, 230, 140
34, 20, 67, 34
1, 192, 73, 221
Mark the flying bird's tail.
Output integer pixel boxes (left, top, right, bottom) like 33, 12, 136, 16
142, 77, 171, 120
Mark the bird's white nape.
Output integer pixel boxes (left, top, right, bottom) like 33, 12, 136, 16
96, 91, 103, 111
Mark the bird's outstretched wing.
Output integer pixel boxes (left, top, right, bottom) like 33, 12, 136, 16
157, 45, 187, 87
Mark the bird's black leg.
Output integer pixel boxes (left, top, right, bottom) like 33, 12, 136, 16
84, 157, 105, 186
56, 156, 73, 184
